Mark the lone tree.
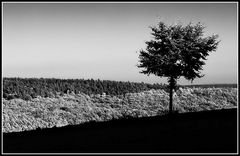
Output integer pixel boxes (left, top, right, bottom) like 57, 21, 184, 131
138, 21, 220, 114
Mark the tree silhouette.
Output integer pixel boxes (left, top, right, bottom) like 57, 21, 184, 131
138, 21, 220, 114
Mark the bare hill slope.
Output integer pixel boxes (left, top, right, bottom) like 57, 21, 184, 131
3, 108, 237, 153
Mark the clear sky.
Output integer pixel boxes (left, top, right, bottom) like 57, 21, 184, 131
2, 2, 238, 85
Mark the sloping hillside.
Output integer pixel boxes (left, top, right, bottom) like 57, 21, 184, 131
3, 108, 237, 153
3, 88, 237, 133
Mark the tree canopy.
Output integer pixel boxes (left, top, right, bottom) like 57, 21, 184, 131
138, 21, 220, 113
138, 21, 220, 82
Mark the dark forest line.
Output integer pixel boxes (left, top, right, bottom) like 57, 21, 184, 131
2, 77, 237, 101
2, 77, 167, 100
182, 84, 237, 88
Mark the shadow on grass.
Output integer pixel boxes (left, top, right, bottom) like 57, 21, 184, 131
3, 108, 237, 153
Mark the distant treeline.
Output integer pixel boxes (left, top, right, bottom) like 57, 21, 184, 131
182, 84, 238, 88
3, 78, 167, 100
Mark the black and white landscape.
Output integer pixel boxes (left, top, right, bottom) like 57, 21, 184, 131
2, 2, 238, 154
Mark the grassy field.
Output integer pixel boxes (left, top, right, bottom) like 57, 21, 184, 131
3, 108, 237, 153
3, 87, 237, 133
2, 86, 238, 153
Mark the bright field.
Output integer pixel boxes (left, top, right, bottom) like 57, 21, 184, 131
2, 87, 237, 133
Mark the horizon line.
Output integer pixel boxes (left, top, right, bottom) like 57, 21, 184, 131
2, 76, 238, 86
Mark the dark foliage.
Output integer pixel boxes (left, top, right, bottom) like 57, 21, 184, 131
138, 21, 220, 81
181, 84, 237, 88
138, 21, 220, 113
2, 77, 167, 100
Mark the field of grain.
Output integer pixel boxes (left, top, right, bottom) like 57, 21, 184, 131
2, 87, 237, 133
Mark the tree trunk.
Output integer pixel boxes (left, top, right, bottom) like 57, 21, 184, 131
169, 77, 174, 114
169, 85, 173, 114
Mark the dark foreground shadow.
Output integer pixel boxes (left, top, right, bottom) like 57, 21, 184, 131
3, 108, 237, 153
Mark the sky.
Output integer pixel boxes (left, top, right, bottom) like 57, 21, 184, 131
2, 2, 238, 85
